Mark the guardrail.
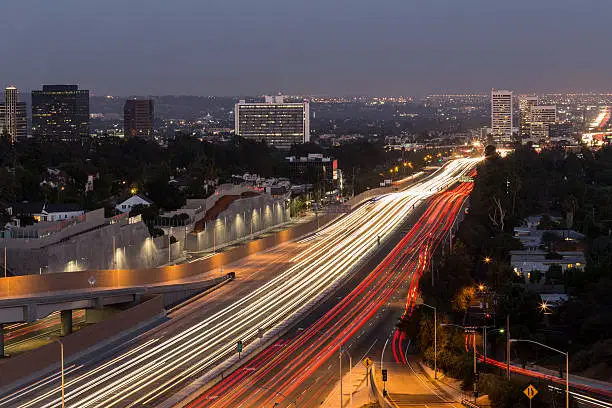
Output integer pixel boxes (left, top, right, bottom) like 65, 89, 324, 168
369, 365, 396, 408
461, 399, 481, 407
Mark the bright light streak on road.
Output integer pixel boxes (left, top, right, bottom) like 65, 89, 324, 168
2, 159, 479, 408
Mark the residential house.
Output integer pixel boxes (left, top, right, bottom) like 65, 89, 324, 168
8, 202, 84, 223
116, 194, 154, 213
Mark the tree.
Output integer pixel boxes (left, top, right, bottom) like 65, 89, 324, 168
488, 196, 506, 232
484, 145, 497, 157
452, 286, 476, 325
529, 270, 543, 284
546, 264, 563, 284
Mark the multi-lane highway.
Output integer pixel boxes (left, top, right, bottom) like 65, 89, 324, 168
185, 178, 475, 407
0, 158, 478, 408
3, 311, 86, 356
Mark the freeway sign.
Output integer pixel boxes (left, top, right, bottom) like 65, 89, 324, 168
362, 357, 373, 368
523, 384, 538, 399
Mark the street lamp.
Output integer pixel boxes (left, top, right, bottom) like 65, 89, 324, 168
483, 257, 492, 264
440, 323, 478, 402
539, 301, 552, 315
381, 329, 395, 373
55, 339, 65, 408
510, 339, 569, 408
481, 326, 504, 365
416, 301, 437, 379
339, 346, 353, 408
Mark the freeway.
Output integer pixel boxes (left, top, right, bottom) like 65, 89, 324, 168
3, 311, 86, 356
0, 158, 478, 408
185, 181, 475, 407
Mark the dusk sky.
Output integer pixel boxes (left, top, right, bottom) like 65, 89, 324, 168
1, 1, 610, 97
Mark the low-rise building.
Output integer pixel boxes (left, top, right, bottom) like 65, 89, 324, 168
510, 249, 585, 285
285, 154, 337, 185
116, 194, 154, 213
8, 202, 84, 223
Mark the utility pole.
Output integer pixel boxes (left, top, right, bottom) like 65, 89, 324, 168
3, 247, 6, 278
339, 347, 343, 408
112, 237, 116, 269
483, 326, 487, 365
506, 315, 510, 380
473, 333, 477, 402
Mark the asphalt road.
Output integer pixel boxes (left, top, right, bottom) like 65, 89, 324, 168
0, 159, 478, 408
3, 311, 87, 356
185, 181, 475, 408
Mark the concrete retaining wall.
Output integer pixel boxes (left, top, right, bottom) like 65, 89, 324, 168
0, 211, 339, 298
0, 171, 425, 297
185, 194, 290, 252
3, 220, 183, 276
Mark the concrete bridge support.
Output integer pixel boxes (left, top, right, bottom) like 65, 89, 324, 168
0, 323, 4, 357
60, 310, 73, 336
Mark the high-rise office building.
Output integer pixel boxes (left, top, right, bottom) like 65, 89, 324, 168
0, 86, 27, 143
519, 96, 538, 139
31, 85, 89, 141
235, 95, 310, 149
124, 99, 154, 137
491, 90, 513, 144
530, 105, 557, 141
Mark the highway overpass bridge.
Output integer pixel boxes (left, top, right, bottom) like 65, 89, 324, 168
0, 168, 431, 358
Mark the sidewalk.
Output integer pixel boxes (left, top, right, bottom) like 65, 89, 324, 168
417, 359, 468, 402
320, 363, 376, 408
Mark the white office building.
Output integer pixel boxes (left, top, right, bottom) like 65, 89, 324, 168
235, 96, 310, 149
0, 86, 27, 143
491, 90, 513, 144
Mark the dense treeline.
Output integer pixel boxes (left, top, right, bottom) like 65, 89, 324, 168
0, 135, 435, 218
408, 145, 612, 406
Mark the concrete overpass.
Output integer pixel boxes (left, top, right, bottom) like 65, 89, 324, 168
0, 168, 431, 358
0, 273, 233, 356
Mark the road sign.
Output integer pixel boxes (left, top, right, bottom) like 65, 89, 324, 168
362, 357, 373, 368
382, 369, 388, 382
523, 384, 538, 399
236, 340, 243, 353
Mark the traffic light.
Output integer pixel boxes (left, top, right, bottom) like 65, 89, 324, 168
382, 369, 388, 382
236, 340, 243, 353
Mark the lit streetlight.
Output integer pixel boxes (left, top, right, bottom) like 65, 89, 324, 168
539, 301, 552, 315
416, 300, 438, 379
510, 339, 568, 408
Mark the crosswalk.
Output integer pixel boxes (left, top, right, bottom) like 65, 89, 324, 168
388, 393, 460, 407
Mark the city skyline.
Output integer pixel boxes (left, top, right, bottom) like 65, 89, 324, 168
1, 1, 611, 97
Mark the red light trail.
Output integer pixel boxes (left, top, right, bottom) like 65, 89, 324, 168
186, 182, 473, 408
